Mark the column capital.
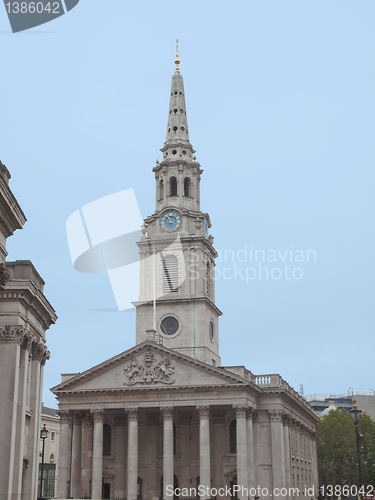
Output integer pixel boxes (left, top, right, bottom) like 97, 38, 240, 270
91, 409, 105, 422
269, 409, 284, 422
0, 325, 27, 344
126, 407, 139, 420
161, 406, 174, 420
57, 410, 72, 423
234, 404, 249, 418
197, 405, 210, 419
246, 407, 257, 420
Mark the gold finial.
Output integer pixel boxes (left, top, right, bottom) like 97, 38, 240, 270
175, 39, 180, 72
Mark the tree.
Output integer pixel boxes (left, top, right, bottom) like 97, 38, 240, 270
317, 408, 375, 489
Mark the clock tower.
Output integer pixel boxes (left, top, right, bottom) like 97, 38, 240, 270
135, 46, 222, 366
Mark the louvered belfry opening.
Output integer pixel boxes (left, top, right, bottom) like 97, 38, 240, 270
162, 254, 179, 293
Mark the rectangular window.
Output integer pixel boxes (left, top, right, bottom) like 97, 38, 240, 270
51, 432, 55, 441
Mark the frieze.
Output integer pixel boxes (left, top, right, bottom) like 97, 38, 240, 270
124, 350, 175, 385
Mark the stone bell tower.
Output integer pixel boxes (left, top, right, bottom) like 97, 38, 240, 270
135, 44, 222, 366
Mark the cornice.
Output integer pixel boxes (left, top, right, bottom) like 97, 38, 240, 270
0, 173, 26, 237
1, 280, 57, 330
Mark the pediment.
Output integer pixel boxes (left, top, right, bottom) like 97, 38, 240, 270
51, 341, 245, 394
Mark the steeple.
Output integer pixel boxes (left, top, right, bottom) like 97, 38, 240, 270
136, 46, 222, 367
161, 41, 195, 161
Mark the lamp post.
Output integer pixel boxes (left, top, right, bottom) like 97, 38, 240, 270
39, 424, 49, 500
349, 400, 363, 495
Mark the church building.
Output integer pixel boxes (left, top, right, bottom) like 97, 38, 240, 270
52, 51, 319, 500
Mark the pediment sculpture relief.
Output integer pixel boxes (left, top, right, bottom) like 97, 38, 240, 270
124, 350, 175, 385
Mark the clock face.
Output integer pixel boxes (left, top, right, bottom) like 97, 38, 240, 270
161, 212, 181, 232
203, 219, 209, 238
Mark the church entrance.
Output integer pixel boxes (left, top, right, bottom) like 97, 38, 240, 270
102, 482, 110, 499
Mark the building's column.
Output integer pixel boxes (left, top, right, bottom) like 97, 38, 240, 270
311, 433, 318, 493
145, 414, 159, 499
12, 332, 32, 500
282, 415, 291, 492
197, 406, 210, 500
56, 411, 73, 498
235, 406, 248, 500
179, 412, 192, 490
162, 407, 174, 499
247, 409, 255, 494
127, 408, 138, 500
91, 410, 104, 500
0, 327, 25, 500
23, 344, 46, 500
70, 413, 82, 498
270, 410, 286, 496
80, 414, 93, 499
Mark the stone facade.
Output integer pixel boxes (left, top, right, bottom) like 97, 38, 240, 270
0, 161, 57, 500
52, 57, 319, 500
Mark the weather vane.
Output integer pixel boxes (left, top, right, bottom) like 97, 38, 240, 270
175, 39, 180, 72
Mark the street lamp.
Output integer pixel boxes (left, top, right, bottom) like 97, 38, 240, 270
39, 424, 49, 500
349, 400, 363, 495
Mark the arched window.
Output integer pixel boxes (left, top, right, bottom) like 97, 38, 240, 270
162, 254, 179, 293
170, 177, 177, 196
103, 423, 111, 456
184, 177, 190, 197
159, 179, 164, 200
229, 419, 237, 454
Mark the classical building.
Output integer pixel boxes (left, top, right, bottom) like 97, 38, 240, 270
0, 161, 57, 500
52, 53, 319, 500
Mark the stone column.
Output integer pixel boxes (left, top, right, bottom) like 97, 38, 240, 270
197, 406, 210, 500
80, 414, 93, 499
162, 407, 174, 499
127, 408, 138, 500
71, 413, 82, 498
12, 332, 33, 498
146, 414, 159, 499
24, 344, 47, 500
282, 415, 291, 491
91, 410, 104, 500
270, 410, 286, 496
247, 410, 255, 494
311, 433, 318, 492
56, 411, 73, 498
234, 406, 248, 500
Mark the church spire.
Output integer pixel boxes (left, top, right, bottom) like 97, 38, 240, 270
161, 42, 194, 159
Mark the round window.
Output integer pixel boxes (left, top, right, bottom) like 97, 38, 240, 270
161, 316, 179, 336
209, 321, 214, 342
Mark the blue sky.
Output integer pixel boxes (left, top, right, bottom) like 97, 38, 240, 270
1, 0, 374, 408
